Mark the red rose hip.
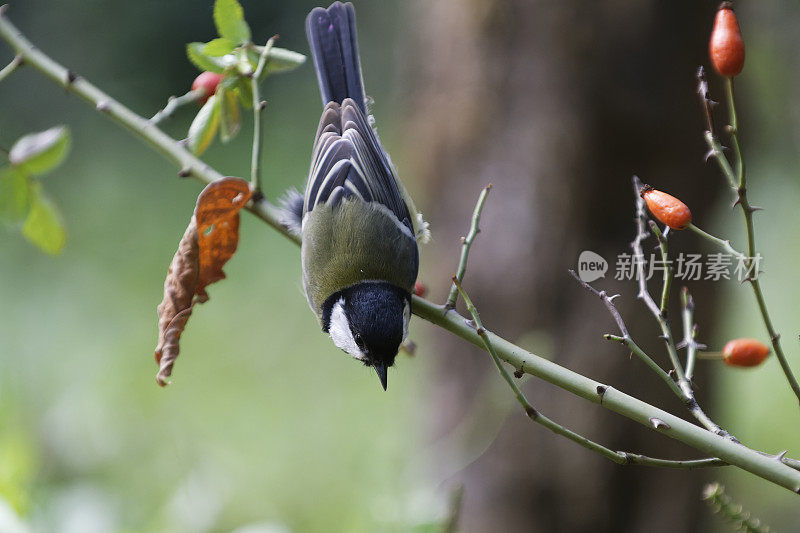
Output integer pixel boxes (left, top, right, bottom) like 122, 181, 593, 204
709, 3, 745, 77
191, 72, 223, 105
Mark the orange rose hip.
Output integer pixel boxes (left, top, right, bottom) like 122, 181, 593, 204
640, 185, 692, 230
709, 2, 745, 77
723, 338, 770, 367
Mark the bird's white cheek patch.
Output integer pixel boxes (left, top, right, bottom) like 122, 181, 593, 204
329, 299, 366, 360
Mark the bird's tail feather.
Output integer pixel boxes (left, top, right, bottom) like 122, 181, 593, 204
305, 2, 366, 112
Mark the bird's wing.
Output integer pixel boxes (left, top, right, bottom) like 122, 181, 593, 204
304, 99, 412, 229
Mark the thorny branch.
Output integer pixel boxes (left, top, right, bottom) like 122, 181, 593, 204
250, 35, 277, 194
680, 287, 704, 382
2, 6, 800, 492
632, 177, 734, 440
445, 184, 491, 309
454, 276, 724, 469
697, 67, 800, 405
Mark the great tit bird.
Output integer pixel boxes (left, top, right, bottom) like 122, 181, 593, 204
281, 2, 429, 391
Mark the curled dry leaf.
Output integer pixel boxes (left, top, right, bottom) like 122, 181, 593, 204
154, 177, 252, 386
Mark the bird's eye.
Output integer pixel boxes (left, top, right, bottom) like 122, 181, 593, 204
354, 333, 365, 350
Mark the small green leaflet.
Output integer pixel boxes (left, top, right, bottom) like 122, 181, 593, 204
188, 94, 221, 155
186, 43, 227, 74
213, 0, 251, 44
9, 126, 71, 176
218, 88, 241, 143
203, 37, 237, 57
22, 185, 66, 255
0, 167, 30, 225
247, 46, 306, 79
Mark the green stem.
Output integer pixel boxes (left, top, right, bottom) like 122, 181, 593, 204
3, 7, 800, 492
681, 288, 700, 381
150, 89, 203, 125
0, 51, 20, 82
649, 222, 672, 316
686, 223, 745, 259
704, 130, 738, 190
445, 184, 491, 309
603, 334, 683, 398
454, 277, 724, 469
725, 77, 744, 188
250, 36, 276, 194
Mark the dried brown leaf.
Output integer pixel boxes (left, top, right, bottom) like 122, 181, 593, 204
154, 177, 252, 386
195, 177, 252, 300
155, 221, 200, 386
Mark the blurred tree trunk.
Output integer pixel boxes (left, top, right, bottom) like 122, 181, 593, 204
403, 2, 724, 531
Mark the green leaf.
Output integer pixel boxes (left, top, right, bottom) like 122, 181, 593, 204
9, 126, 71, 176
0, 167, 31, 225
213, 0, 251, 44
235, 76, 254, 108
248, 46, 306, 78
203, 37, 237, 57
186, 42, 227, 73
218, 88, 241, 143
22, 186, 65, 255
187, 95, 221, 155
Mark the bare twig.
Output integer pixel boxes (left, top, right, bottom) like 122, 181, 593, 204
0, 52, 21, 83
680, 287, 704, 381
568, 270, 682, 398
696, 66, 716, 135
150, 89, 203, 125
445, 184, 492, 309
250, 35, 277, 194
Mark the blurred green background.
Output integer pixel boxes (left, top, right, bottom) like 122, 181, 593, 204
0, 1, 799, 532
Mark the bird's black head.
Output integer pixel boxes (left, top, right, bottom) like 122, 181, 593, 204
322, 281, 411, 391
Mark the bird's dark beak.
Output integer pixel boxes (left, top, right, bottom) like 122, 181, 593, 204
373, 362, 388, 391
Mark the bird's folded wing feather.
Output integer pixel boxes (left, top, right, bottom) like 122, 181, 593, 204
304, 99, 412, 230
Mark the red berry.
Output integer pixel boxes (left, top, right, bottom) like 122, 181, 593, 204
640, 186, 692, 230
709, 3, 745, 77
723, 338, 769, 367
413, 281, 427, 297
191, 72, 223, 105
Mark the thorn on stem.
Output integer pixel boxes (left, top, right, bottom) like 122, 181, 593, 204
524, 406, 538, 419
649, 417, 671, 430
259, 100, 267, 111
66, 69, 77, 84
